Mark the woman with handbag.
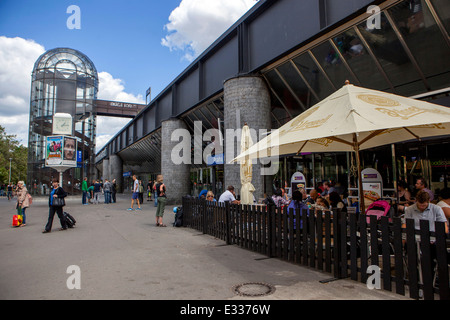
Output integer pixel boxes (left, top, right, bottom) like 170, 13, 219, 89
15, 181, 30, 227
42, 179, 68, 233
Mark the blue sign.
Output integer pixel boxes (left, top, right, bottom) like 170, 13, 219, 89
77, 150, 82, 162
123, 171, 132, 177
207, 154, 224, 166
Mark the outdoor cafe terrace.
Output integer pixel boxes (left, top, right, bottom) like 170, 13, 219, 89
181, 196, 450, 301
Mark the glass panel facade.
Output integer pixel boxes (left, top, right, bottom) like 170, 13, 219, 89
311, 40, 358, 88
430, 0, 450, 34
357, 12, 427, 96
291, 53, 334, 100
332, 28, 391, 91
28, 48, 98, 195
388, 1, 450, 90
260, 0, 450, 195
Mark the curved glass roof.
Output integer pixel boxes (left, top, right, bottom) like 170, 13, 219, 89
33, 47, 98, 78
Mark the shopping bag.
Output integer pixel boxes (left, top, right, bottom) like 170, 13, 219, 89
12, 215, 23, 227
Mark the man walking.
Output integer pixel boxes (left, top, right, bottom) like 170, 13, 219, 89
81, 177, 88, 205
128, 175, 141, 211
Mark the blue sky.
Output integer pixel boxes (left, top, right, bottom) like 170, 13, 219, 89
0, 0, 258, 149
0, 0, 186, 99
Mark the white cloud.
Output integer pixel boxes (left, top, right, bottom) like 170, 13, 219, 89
162, 0, 258, 61
97, 71, 145, 104
0, 36, 45, 145
96, 71, 145, 151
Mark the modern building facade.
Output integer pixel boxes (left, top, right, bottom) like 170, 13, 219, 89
27, 48, 145, 195
95, 0, 450, 203
28, 48, 98, 195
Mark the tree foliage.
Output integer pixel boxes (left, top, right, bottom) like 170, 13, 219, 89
0, 125, 28, 185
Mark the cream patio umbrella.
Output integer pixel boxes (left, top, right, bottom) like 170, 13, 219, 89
240, 123, 256, 205
232, 81, 450, 213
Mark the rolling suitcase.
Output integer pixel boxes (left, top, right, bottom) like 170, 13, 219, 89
64, 212, 76, 228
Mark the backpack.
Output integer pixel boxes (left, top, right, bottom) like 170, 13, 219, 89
263, 196, 275, 206
173, 207, 183, 227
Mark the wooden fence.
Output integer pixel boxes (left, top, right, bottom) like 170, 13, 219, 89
181, 197, 450, 300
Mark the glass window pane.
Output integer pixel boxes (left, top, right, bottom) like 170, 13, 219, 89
264, 69, 301, 114
430, 0, 450, 35
332, 29, 391, 91
292, 53, 334, 100
311, 40, 358, 88
277, 61, 319, 113
357, 12, 426, 96
388, 1, 450, 91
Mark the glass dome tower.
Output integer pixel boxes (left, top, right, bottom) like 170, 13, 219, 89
27, 48, 98, 195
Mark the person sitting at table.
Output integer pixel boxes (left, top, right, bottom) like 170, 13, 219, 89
403, 190, 448, 233
206, 191, 217, 202
315, 196, 330, 211
218, 185, 240, 204
436, 188, 450, 220
272, 188, 290, 207
397, 180, 412, 213
415, 177, 434, 202
328, 191, 347, 212
287, 190, 309, 230
280, 188, 289, 201
305, 189, 319, 204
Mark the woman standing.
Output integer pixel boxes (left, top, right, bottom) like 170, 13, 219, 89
42, 179, 68, 233
155, 175, 167, 227
15, 181, 30, 227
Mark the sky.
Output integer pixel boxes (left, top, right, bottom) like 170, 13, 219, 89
0, 0, 258, 151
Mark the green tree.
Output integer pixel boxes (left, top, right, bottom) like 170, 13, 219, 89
0, 125, 28, 185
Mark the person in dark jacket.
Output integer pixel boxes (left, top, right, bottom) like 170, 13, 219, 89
42, 179, 68, 233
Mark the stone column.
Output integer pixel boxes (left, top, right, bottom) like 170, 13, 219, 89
102, 158, 110, 182
161, 118, 191, 205
223, 76, 271, 201
110, 154, 123, 193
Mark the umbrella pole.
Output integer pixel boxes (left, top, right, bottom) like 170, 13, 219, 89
353, 134, 365, 214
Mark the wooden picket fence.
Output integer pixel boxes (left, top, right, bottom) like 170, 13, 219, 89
181, 197, 450, 300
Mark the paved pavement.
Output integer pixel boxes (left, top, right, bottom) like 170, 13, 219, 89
0, 193, 411, 301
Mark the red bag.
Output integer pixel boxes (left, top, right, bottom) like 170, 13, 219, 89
12, 215, 23, 227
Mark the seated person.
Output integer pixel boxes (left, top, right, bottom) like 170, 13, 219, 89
287, 190, 309, 229
414, 177, 434, 202
218, 185, 240, 204
272, 188, 290, 207
314, 196, 330, 211
403, 190, 448, 233
199, 189, 208, 199
206, 191, 216, 202
436, 188, 450, 220
328, 191, 347, 212
305, 189, 319, 204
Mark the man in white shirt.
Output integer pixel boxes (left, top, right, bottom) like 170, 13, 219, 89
218, 186, 240, 204
128, 175, 141, 211
403, 190, 448, 233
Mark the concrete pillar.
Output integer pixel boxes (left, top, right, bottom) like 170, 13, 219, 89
161, 118, 191, 205
110, 154, 123, 193
223, 76, 271, 201
102, 158, 110, 181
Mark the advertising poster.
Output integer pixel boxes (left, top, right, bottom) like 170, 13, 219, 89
46, 136, 63, 166
63, 136, 77, 166
45, 135, 78, 168
290, 172, 306, 195
361, 168, 383, 207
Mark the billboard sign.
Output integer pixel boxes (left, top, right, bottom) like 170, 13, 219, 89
46, 135, 77, 168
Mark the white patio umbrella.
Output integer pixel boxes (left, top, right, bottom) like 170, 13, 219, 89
232, 81, 450, 212
240, 123, 255, 205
